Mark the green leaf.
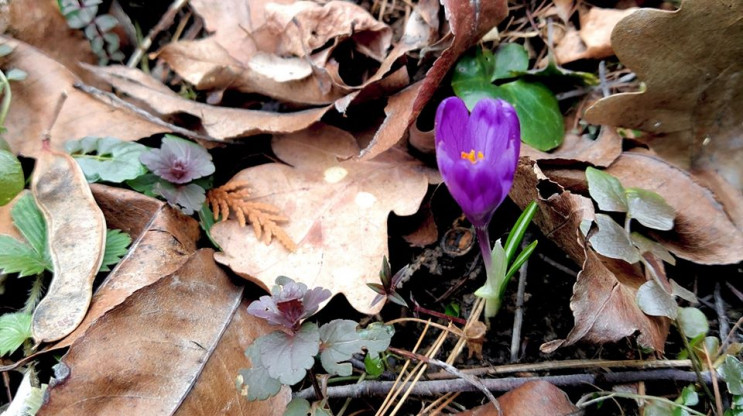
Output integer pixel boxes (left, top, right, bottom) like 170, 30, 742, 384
283, 398, 311, 416
504, 240, 537, 284
503, 200, 538, 264
631, 232, 676, 265
65, 137, 148, 183
11, 193, 48, 258
586, 167, 628, 213
451, 48, 496, 91
100, 229, 131, 272
255, 323, 319, 385
670, 280, 697, 304
677, 307, 708, 339
636, 280, 678, 319
0, 311, 31, 356
0, 236, 48, 277
364, 353, 385, 377
319, 320, 363, 376
679, 385, 698, 406
644, 400, 674, 416
0, 44, 13, 57
126, 172, 160, 196
238, 344, 283, 401
719, 355, 743, 395
357, 322, 394, 356
5, 68, 27, 82
444, 302, 460, 318
198, 203, 222, 250
625, 188, 675, 231
589, 214, 641, 264
493, 43, 529, 80
152, 181, 206, 215
475, 239, 508, 319
497, 80, 564, 151
0, 149, 24, 206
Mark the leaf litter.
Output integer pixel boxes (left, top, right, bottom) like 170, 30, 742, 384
1, 0, 742, 414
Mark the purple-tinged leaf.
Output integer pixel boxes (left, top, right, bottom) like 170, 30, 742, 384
140, 135, 215, 184
237, 344, 283, 401
255, 323, 319, 385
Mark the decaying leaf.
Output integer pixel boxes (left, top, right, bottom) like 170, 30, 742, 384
541, 247, 669, 353
554, 7, 638, 64
455, 381, 578, 416
39, 249, 289, 415
520, 126, 622, 168
0, 36, 164, 158
212, 124, 433, 314
83, 64, 330, 140
583, 0, 743, 193
31, 142, 106, 343
52, 185, 200, 349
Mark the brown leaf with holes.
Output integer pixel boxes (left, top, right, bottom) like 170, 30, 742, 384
38, 249, 289, 415
541, 247, 670, 353
583, 0, 743, 194
211, 124, 435, 314
455, 381, 578, 416
0, 36, 164, 158
207, 181, 296, 251
82, 64, 329, 140
51, 185, 200, 350
521, 126, 623, 167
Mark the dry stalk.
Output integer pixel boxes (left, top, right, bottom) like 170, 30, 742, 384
207, 180, 297, 251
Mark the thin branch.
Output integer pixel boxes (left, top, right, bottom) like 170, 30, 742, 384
295, 369, 713, 400
127, 0, 190, 68
510, 239, 530, 362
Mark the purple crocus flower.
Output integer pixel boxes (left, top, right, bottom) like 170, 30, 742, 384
435, 97, 520, 228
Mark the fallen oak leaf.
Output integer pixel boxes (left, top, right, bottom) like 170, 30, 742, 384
553, 7, 638, 64
212, 123, 434, 314
583, 0, 743, 192
456, 380, 578, 416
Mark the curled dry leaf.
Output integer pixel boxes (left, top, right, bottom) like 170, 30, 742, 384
82, 64, 329, 140
0, 36, 164, 158
31, 142, 106, 343
583, 0, 743, 192
455, 381, 578, 416
541, 247, 669, 353
52, 185, 200, 350
544, 153, 743, 265
38, 250, 289, 415
554, 7, 638, 64
212, 124, 434, 314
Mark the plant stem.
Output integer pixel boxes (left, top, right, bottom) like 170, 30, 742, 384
475, 226, 492, 275
577, 391, 705, 415
23, 274, 45, 314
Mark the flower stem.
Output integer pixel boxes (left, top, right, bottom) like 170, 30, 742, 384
475, 226, 492, 276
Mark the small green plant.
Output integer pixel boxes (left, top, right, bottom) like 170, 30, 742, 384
57, 0, 124, 64
367, 257, 409, 308
584, 167, 693, 319
0, 193, 131, 356
239, 276, 394, 411
451, 44, 565, 151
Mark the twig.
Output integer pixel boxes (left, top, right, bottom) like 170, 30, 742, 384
42, 92, 68, 142
388, 347, 500, 411
510, 240, 530, 362
427, 358, 694, 380
538, 254, 578, 277
413, 305, 467, 326
714, 282, 730, 340
703, 343, 723, 416
295, 369, 713, 400
72, 81, 217, 143
717, 316, 743, 359
127, 0, 190, 67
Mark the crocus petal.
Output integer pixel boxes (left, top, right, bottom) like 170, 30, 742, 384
435, 97, 470, 154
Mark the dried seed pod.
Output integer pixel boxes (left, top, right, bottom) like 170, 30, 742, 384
31, 141, 106, 343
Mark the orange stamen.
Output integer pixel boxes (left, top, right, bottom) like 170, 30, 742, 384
460, 149, 485, 164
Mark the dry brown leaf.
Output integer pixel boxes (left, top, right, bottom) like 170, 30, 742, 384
0, 190, 25, 240
521, 126, 623, 167
583, 0, 743, 193
31, 143, 106, 343
554, 7, 638, 64
53, 185, 200, 350
509, 158, 595, 264
0, 0, 98, 84
261, 1, 392, 61
38, 249, 289, 415
0, 36, 164, 158
541, 247, 670, 353
83, 64, 329, 140
455, 381, 578, 416
212, 123, 434, 314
